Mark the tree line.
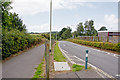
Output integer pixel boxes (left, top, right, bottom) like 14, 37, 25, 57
56, 20, 98, 40
1, 1, 43, 59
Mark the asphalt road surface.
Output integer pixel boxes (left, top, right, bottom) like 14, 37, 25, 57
59, 41, 119, 78
2, 44, 45, 78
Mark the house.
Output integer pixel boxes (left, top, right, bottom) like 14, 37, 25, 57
98, 30, 120, 43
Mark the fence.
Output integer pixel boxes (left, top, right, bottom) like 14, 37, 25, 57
44, 39, 55, 79
45, 40, 49, 79
77, 36, 120, 43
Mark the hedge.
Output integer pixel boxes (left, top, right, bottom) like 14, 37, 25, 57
2, 30, 42, 59
67, 39, 120, 52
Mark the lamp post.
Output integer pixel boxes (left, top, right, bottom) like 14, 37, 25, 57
50, 0, 52, 52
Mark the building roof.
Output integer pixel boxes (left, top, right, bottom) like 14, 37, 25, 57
98, 30, 120, 33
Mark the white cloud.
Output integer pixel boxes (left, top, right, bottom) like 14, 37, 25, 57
10, 0, 50, 15
96, 14, 118, 31
26, 24, 49, 33
104, 14, 118, 31
69, 0, 119, 2
10, 0, 98, 16
10, 0, 118, 16
26, 23, 67, 33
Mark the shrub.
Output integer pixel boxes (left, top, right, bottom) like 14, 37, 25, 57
67, 39, 120, 52
2, 30, 42, 59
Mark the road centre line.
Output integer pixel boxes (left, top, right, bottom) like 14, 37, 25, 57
90, 48, 119, 58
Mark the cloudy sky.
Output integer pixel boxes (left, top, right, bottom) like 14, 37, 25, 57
10, 0, 119, 33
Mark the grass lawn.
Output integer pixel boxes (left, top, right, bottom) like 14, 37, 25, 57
54, 41, 66, 62
72, 64, 84, 72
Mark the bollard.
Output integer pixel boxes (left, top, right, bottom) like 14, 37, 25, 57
85, 50, 88, 69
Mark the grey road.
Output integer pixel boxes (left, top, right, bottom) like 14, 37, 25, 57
2, 44, 45, 78
59, 41, 119, 78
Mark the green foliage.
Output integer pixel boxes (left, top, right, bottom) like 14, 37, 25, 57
57, 27, 72, 40
1, 1, 43, 59
41, 33, 50, 40
77, 22, 84, 36
75, 20, 98, 37
33, 59, 44, 78
2, 30, 42, 59
67, 39, 120, 52
59, 28, 67, 38
84, 20, 97, 36
72, 64, 84, 72
61, 27, 72, 39
72, 31, 78, 38
54, 42, 66, 62
98, 26, 108, 31
1, 1, 26, 32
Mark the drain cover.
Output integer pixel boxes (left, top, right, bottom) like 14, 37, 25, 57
54, 62, 71, 71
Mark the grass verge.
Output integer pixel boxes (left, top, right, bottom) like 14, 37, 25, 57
72, 64, 84, 72
33, 58, 45, 78
72, 64, 91, 72
54, 41, 66, 62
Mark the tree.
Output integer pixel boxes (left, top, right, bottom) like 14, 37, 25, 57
41, 33, 50, 40
84, 20, 97, 36
76, 22, 84, 36
61, 27, 72, 39
98, 26, 108, 31
73, 31, 78, 38
1, 1, 26, 32
59, 28, 67, 38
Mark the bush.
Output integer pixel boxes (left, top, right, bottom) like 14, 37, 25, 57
2, 30, 42, 59
67, 39, 120, 52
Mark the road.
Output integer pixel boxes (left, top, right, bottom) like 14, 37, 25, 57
2, 44, 45, 78
59, 41, 119, 78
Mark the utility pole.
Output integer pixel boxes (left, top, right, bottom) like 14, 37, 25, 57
50, 0, 52, 52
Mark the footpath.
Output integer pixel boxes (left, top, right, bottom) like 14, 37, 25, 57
2, 44, 45, 78
54, 69, 102, 78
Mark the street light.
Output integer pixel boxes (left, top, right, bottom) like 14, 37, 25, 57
50, 0, 52, 52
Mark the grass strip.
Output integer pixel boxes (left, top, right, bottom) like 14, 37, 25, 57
33, 58, 45, 78
72, 64, 84, 72
54, 41, 66, 62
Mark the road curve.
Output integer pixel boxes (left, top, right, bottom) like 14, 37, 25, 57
2, 44, 45, 78
59, 41, 119, 78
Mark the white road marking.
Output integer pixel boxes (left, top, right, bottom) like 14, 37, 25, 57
96, 70, 105, 78
114, 54, 116, 56
59, 41, 115, 78
73, 56, 114, 78
107, 52, 110, 55
92, 49, 119, 58
59, 44, 76, 64
74, 56, 85, 63
116, 74, 120, 77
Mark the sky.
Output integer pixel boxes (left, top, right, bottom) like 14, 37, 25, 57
10, 0, 119, 33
